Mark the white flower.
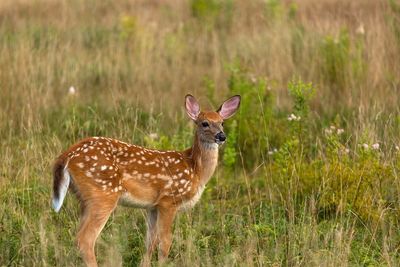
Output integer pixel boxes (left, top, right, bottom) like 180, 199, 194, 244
344, 148, 350, 154
288, 113, 301, 121
362, 143, 369, 149
149, 133, 158, 140
396, 145, 399, 151
68, 86, 76, 95
330, 125, 336, 130
356, 24, 365, 35
372, 143, 379, 150
337, 128, 344, 135
324, 128, 332, 135
268, 148, 278, 155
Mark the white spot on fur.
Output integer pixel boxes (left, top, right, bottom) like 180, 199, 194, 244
157, 174, 170, 181
164, 180, 173, 189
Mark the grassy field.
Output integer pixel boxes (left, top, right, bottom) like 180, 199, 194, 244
1, 0, 400, 266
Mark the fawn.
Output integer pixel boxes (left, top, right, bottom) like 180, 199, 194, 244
52, 94, 241, 266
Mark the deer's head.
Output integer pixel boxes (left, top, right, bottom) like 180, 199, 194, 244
185, 94, 241, 146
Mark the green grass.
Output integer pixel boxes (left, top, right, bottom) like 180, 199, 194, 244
1, 0, 400, 266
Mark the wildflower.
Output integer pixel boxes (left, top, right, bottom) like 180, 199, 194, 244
362, 143, 369, 149
330, 125, 336, 130
68, 86, 76, 95
268, 148, 278, 155
149, 133, 159, 140
356, 23, 365, 35
337, 128, 344, 135
344, 148, 350, 154
287, 113, 301, 121
250, 74, 257, 84
396, 145, 399, 151
372, 143, 379, 150
324, 128, 332, 135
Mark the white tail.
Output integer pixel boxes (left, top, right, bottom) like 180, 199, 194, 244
52, 163, 71, 212
52, 94, 241, 267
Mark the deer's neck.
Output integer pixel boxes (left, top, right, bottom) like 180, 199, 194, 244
185, 133, 219, 186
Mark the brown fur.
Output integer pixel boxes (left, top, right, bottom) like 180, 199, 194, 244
52, 95, 240, 267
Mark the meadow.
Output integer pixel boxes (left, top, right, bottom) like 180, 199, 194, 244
1, 0, 400, 266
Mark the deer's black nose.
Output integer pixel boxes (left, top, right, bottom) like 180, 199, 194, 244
216, 132, 226, 142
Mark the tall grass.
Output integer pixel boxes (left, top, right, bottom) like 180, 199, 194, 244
1, 0, 400, 266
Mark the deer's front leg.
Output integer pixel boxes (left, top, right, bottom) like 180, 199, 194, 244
141, 209, 158, 267
156, 205, 177, 261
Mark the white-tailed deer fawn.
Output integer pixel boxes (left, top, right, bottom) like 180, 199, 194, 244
52, 94, 241, 266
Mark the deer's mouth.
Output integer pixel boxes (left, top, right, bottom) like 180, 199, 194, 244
215, 139, 225, 145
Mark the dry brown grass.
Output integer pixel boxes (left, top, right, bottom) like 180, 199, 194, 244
0, 0, 398, 121
1, 0, 400, 266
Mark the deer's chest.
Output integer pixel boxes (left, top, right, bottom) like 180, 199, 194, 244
179, 184, 206, 211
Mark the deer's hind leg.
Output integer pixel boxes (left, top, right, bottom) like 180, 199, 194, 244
76, 194, 119, 267
141, 208, 158, 267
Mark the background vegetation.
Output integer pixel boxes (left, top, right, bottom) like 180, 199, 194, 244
1, 0, 400, 266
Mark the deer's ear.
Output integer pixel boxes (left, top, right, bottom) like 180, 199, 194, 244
185, 94, 200, 121
217, 95, 241, 120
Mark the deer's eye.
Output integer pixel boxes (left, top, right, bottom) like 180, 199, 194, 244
202, 121, 209, 127
221, 122, 224, 127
